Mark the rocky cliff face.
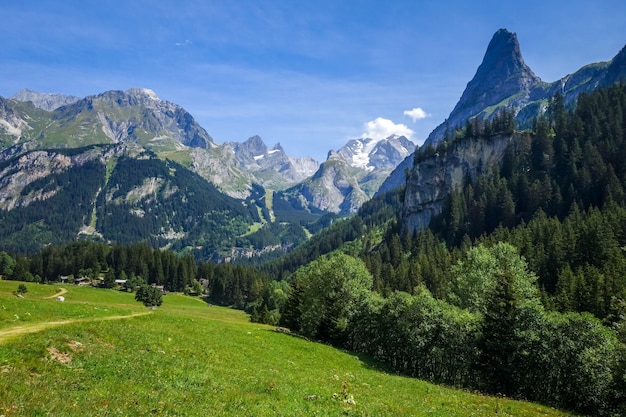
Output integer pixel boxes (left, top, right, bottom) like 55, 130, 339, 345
402, 134, 515, 233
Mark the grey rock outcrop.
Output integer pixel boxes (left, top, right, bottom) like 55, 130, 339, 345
402, 134, 515, 234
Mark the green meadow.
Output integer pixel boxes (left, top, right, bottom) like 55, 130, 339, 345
0, 281, 572, 416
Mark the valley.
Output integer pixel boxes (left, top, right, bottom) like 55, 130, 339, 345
0, 26, 625, 416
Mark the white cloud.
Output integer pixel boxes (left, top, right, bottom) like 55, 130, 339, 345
403, 107, 429, 122
175, 40, 192, 47
361, 117, 414, 140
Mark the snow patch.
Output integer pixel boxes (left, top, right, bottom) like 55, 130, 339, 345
347, 138, 379, 170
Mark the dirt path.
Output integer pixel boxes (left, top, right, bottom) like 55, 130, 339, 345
44, 287, 68, 299
0, 311, 151, 344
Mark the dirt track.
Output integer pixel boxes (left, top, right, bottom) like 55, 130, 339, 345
44, 287, 68, 299
0, 312, 151, 344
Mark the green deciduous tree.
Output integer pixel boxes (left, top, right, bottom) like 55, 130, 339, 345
450, 243, 537, 315
294, 252, 373, 345
135, 285, 163, 307
0, 251, 15, 278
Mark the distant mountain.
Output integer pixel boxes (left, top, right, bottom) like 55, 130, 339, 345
2, 87, 415, 217
275, 151, 370, 215
274, 135, 415, 215
230, 135, 320, 188
3, 89, 317, 199
3, 87, 216, 149
337, 135, 415, 171
11, 89, 81, 111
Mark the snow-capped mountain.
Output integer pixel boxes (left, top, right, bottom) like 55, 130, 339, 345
336, 135, 416, 171
273, 135, 416, 215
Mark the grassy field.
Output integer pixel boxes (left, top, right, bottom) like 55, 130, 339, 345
0, 280, 574, 416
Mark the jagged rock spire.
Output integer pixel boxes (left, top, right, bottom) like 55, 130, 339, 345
451, 29, 541, 119
424, 29, 542, 146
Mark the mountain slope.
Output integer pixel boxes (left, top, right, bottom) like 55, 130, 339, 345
0, 143, 259, 255
2, 93, 321, 199
380, 29, 626, 197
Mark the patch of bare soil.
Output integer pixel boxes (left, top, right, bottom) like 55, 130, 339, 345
67, 340, 83, 351
47, 347, 71, 364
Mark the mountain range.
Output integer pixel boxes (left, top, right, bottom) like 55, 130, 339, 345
0, 28, 624, 258
0, 85, 415, 256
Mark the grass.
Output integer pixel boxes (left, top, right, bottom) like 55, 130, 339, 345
0, 281, 574, 416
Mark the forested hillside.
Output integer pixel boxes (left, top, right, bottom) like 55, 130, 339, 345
277, 82, 626, 415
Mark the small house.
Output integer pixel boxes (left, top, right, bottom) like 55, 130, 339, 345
74, 276, 91, 286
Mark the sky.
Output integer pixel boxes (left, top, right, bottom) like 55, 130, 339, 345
1, 1, 625, 161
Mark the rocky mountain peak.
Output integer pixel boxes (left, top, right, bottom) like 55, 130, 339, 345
125, 87, 159, 101
423, 29, 542, 146
478, 29, 528, 81
241, 135, 268, 155
452, 29, 540, 118
335, 135, 415, 171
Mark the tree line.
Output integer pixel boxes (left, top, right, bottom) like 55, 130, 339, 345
0, 240, 270, 309
279, 247, 625, 416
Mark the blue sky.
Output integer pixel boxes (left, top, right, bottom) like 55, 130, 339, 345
1, 1, 625, 161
